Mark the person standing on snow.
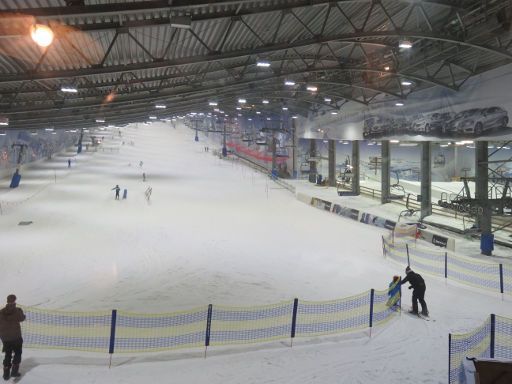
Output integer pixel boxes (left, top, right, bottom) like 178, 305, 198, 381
400, 266, 428, 316
0, 294, 25, 380
112, 185, 121, 200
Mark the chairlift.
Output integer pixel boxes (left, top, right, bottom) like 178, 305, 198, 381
390, 170, 406, 199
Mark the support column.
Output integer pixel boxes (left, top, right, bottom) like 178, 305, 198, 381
221, 121, 227, 157
352, 140, 360, 195
271, 135, 277, 172
309, 139, 317, 175
328, 139, 336, 187
421, 141, 432, 219
476, 141, 493, 255
381, 140, 390, 204
291, 119, 297, 178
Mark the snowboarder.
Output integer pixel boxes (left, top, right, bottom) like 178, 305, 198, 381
386, 275, 401, 310
400, 266, 428, 316
0, 294, 25, 380
67, 158, 71, 168
112, 185, 120, 200
142, 172, 146, 182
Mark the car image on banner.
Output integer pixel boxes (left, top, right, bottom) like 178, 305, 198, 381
445, 107, 508, 135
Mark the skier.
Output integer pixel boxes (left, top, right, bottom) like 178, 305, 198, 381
142, 172, 146, 182
67, 158, 71, 168
0, 295, 25, 380
112, 185, 120, 200
400, 266, 428, 316
386, 275, 401, 310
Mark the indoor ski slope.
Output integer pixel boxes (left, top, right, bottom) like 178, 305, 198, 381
0, 122, 510, 384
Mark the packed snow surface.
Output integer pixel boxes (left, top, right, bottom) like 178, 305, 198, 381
0, 123, 510, 383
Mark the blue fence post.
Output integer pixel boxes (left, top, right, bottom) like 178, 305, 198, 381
490, 314, 495, 359
290, 298, 298, 347
406, 244, 410, 266
369, 289, 375, 337
444, 251, 448, 279
204, 304, 212, 358
499, 264, 504, 298
108, 309, 117, 368
448, 333, 452, 384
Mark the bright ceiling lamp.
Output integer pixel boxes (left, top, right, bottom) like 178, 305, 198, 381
390, 140, 400, 143
262, 100, 269, 104
282, 107, 288, 111
324, 97, 332, 102
155, 104, 166, 109
284, 80, 295, 86
292, 116, 298, 119
208, 101, 218, 106
0, 116, 8, 126
398, 40, 413, 49
44, 128, 54, 131
61, 85, 78, 93
238, 98, 246, 104
395, 102, 404, 106
149, 116, 157, 120
401, 80, 412, 86
384, 66, 390, 71
31, 24, 54, 47
256, 60, 271, 67
256, 111, 261, 114
331, 111, 338, 115
306, 85, 318, 92
236, 107, 241, 110
95, 118, 105, 123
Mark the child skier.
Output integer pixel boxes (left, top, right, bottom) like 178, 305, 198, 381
386, 275, 401, 310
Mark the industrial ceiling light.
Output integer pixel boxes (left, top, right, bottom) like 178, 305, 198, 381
324, 97, 332, 102
149, 116, 157, 120
155, 104, 166, 109
0, 117, 8, 126
266, 117, 271, 121
292, 116, 298, 119
262, 100, 269, 104
282, 107, 288, 111
256, 60, 271, 67
401, 80, 412, 86
384, 66, 390, 71
395, 102, 404, 106
44, 128, 54, 131
31, 24, 54, 47
60, 85, 78, 93
398, 40, 413, 49
95, 118, 105, 123
208, 101, 218, 106
248, 118, 252, 121
238, 98, 246, 104
390, 140, 400, 143
236, 107, 241, 110
284, 80, 295, 86
306, 85, 318, 92
256, 111, 261, 114
331, 111, 338, 115
170, 16, 192, 29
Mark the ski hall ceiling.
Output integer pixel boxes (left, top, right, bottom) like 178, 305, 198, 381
1, 0, 512, 130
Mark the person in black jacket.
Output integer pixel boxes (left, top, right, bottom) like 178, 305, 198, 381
400, 266, 429, 316
0, 294, 25, 380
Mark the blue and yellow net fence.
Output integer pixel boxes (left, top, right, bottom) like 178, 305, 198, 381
382, 235, 510, 296
20, 287, 400, 355
449, 314, 512, 384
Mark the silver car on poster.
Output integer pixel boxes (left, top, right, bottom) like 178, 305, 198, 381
411, 112, 455, 134
363, 115, 392, 137
447, 107, 509, 135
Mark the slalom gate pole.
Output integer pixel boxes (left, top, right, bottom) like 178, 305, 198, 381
369, 289, 375, 338
108, 309, 117, 368
204, 304, 213, 359
499, 264, 504, 300
290, 298, 298, 348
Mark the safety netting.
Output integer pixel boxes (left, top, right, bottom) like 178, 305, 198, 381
114, 307, 208, 353
449, 315, 512, 384
21, 307, 111, 352
209, 301, 294, 346
295, 292, 370, 337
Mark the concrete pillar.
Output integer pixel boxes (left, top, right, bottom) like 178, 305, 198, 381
271, 135, 277, 172
309, 139, 317, 175
381, 140, 390, 204
291, 119, 297, 178
476, 141, 492, 255
328, 139, 336, 187
352, 140, 360, 195
421, 142, 432, 219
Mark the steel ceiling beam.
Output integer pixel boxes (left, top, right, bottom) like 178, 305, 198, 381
1, 30, 508, 84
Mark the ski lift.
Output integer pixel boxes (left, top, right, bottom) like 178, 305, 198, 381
390, 170, 406, 199
433, 153, 445, 168
398, 194, 420, 221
